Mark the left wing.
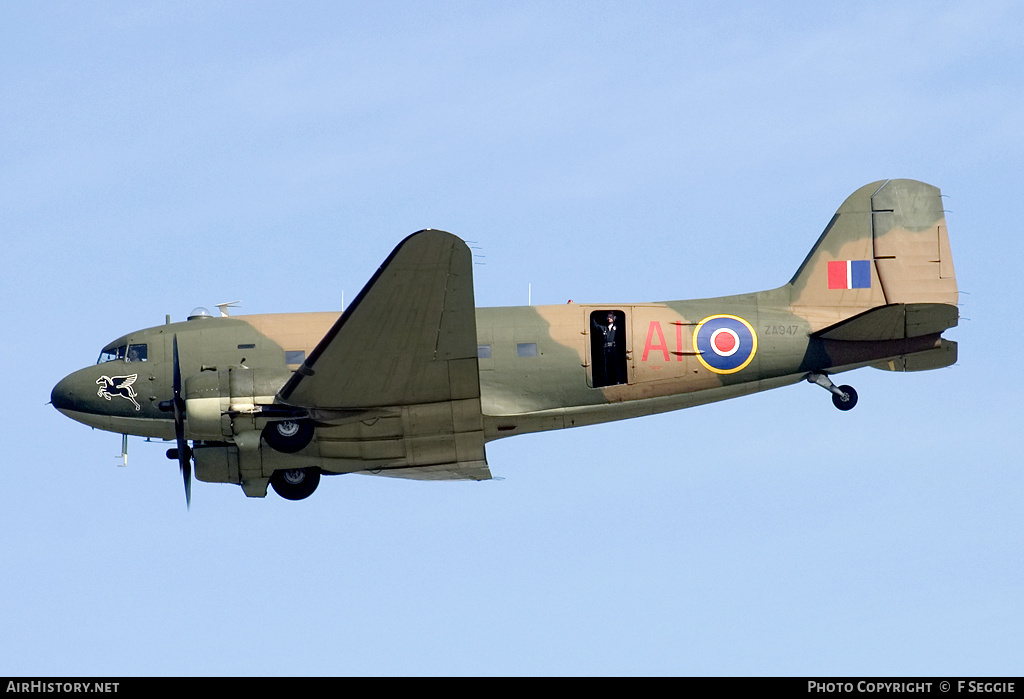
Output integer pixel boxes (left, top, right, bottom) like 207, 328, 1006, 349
277, 230, 488, 480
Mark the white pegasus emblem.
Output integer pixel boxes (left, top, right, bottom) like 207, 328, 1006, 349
96, 374, 141, 411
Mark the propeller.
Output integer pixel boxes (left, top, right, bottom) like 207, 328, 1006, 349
161, 334, 192, 508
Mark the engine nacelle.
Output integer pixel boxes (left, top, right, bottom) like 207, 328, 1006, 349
193, 443, 239, 484
184, 367, 292, 440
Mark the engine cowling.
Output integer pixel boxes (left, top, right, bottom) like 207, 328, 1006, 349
184, 367, 292, 440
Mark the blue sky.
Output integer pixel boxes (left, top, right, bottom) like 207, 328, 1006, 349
2, 1, 1022, 676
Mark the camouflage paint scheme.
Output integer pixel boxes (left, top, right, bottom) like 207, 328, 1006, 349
51, 180, 958, 501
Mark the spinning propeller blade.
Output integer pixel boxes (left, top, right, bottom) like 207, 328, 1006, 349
171, 335, 191, 509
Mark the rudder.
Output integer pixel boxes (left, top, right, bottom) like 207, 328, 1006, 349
871, 179, 957, 305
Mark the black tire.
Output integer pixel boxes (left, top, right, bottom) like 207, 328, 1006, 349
270, 468, 321, 500
262, 419, 314, 453
832, 385, 858, 411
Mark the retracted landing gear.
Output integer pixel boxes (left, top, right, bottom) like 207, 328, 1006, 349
806, 372, 858, 411
262, 419, 315, 453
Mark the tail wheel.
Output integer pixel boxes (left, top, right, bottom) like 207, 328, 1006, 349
262, 419, 314, 453
832, 385, 858, 411
270, 468, 321, 500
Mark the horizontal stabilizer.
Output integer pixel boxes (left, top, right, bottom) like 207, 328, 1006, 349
814, 303, 958, 341
871, 339, 957, 372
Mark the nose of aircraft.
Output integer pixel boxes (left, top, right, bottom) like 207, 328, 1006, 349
51, 367, 105, 417
52, 364, 174, 438
51, 365, 139, 432
52, 367, 110, 434
51, 372, 80, 413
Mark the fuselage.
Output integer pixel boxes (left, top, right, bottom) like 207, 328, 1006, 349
51, 289, 942, 446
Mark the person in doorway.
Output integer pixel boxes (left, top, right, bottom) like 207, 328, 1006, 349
593, 312, 623, 385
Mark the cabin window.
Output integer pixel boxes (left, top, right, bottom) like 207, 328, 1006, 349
285, 350, 306, 364
477, 344, 491, 359
590, 310, 627, 387
516, 342, 538, 358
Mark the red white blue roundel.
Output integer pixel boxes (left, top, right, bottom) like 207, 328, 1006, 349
693, 314, 758, 374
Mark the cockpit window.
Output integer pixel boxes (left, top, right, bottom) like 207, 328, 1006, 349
98, 346, 126, 363
97, 344, 147, 364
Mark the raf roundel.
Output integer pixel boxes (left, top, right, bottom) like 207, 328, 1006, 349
693, 315, 758, 374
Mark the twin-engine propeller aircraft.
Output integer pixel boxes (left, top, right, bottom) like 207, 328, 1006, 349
52, 180, 959, 506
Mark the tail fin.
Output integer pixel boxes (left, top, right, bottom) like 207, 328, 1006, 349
789, 179, 958, 312
788, 180, 959, 370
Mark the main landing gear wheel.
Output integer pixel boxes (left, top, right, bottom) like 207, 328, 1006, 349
262, 419, 314, 453
270, 468, 321, 500
831, 385, 858, 411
